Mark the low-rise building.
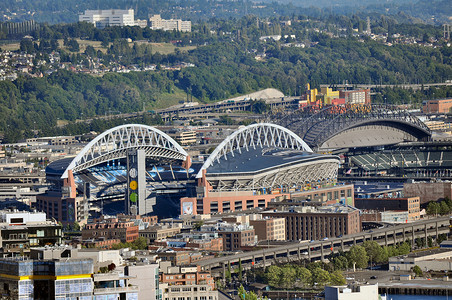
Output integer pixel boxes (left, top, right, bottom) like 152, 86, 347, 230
154, 232, 223, 251
200, 222, 257, 251
389, 248, 452, 272
324, 283, 380, 300
0, 210, 62, 255
82, 217, 139, 243
140, 225, 181, 243
354, 197, 420, 223
160, 265, 215, 290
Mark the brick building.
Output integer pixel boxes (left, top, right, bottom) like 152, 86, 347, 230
82, 218, 139, 243
139, 225, 181, 243
263, 205, 361, 241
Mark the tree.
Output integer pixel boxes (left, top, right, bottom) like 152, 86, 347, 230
238, 258, 243, 282
265, 265, 282, 287
333, 255, 349, 270
237, 285, 266, 300
225, 263, 232, 284
132, 237, 148, 250
280, 265, 296, 289
426, 201, 440, 216
347, 245, 368, 269
329, 270, 346, 285
295, 266, 312, 287
311, 268, 330, 287
364, 241, 387, 265
413, 265, 423, 277
439, 201, 450, 215
72, 221, 81, 231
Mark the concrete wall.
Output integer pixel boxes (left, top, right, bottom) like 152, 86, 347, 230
403, 182, 452, 204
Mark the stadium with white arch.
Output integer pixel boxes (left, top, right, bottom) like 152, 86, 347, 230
40, 105, 439, 222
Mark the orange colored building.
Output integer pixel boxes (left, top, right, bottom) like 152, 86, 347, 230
422, 98, 452, 114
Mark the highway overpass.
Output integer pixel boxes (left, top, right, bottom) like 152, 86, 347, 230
198, 216, 450, 276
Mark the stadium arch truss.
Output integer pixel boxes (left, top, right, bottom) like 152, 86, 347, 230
197, 123, 339, 192
274, 104, 431, 150
62, 124, 188, 178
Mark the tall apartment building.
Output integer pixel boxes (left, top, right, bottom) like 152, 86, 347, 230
79, 9, 136, 28
263, 205, 361, 241
149, 14, 191, 32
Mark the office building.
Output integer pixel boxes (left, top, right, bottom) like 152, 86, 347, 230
149, 15, 191, 32
422, 98, 452, 114
79, 9, 136, 28
0, 257, 94, 299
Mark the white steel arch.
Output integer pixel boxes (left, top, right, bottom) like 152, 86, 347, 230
196, 123, 312, 178
62, 124, 188, 178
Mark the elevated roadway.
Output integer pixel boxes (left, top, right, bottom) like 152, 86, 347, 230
320, 82, 452, 91
198, 217, 450, 276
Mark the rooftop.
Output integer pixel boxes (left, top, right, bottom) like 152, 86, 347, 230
206, 147, 337, 175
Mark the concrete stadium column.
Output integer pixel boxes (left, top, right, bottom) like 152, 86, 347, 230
274, 252, 277, 261
393, 230, 397, 245
320, 243, 324, 261
341, 239, 344, 251
353, 237, 357, 246
223, 262, 226, 279
297, 247, 301, 260
263, 252, 266, 267
436, 221, 439, 239
411, 225, 415, 248
424, 224, 428, 243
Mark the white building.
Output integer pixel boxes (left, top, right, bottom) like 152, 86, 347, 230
79, 9, 136, 28
324, 284, 381, 300
149, 15, 191, 32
